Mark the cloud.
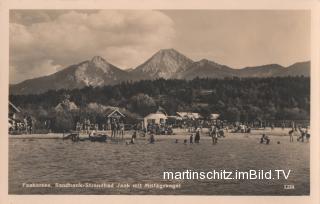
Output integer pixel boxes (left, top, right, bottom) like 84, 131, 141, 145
10, 10, 175, 84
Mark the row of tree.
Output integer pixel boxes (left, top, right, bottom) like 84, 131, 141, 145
10, 77, 310, 128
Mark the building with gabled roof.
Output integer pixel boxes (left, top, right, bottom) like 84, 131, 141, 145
105, 107, 125, 120
143, 111, 167, 129
9, 101, 22, 120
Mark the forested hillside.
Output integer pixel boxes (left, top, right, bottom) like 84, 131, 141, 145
10, 76, 310, 124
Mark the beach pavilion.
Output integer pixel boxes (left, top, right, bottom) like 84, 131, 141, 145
143, 111, 168, 129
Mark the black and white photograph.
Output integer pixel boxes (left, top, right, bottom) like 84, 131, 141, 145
4, 7, 317, 198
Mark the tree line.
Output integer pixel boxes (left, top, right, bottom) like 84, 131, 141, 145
10, 76, 310, 128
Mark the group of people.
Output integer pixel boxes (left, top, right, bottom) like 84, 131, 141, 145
9, 116, 33, 134
176, 129, 201, 145
260, 126, 310, 145
146, 123, 173, 135
75, 120, 99, 133
174, 126, 223, 145
289, 127, 310, 142
75, 120, 310, 146
75, 119, 126, 139
183, 128, 201, 144
110, 119, 125, 139
231, 124, 251, 133
126, 131, 155, 145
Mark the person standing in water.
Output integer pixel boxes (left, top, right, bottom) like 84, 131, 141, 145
149, 134, 155, 144
194, 128, 200, 143
297, 127, 305, 142
111, 120, 116, 138
119, 121, 125, 140
130, 131, 137, 144
189, 134, 193, 144
289, 128, 294, 142
212, 131, 218, 144
305, 128, 310, 142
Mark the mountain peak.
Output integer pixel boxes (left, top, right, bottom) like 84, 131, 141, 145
199, 58, 210, 62
88, 55, 115, 73
197, 58, 223, 68
287, 61, 310, 68
153, 48, 182, 58
198, 58, 213, 64
91, 55, 107, 64
158, 48, 177, 53
133, 48, 193, 79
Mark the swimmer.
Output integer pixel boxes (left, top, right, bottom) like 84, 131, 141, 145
260, 134, 270, 144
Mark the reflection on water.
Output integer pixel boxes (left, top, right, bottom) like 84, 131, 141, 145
9, 134, 309, 195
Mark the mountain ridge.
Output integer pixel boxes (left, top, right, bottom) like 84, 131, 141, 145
10, 49, 310, 95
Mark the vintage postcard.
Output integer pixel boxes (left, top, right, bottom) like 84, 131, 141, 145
0, 0, 319, 204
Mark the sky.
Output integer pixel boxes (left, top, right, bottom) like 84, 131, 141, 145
9, 10, 310, 84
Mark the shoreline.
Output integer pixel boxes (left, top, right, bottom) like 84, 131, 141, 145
8, 128, 295, 140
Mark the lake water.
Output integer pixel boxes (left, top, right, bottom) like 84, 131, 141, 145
9, 132, 310, 195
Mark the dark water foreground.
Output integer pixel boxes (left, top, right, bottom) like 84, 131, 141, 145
9, 134, 310, 195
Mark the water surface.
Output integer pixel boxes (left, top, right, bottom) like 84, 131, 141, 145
9, 133, 310, 195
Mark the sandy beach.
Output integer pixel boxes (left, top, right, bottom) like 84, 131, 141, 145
8, 127, 295, 140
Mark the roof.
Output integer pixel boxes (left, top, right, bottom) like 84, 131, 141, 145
144, 112, 168, 119
176, 112, 188, 117
167, 115, 183, 120
210, 113, 220, 120
105, 108, 125, 118
9, 101, 21, 113
157, 106, 167, 115
176, 112, 201, 119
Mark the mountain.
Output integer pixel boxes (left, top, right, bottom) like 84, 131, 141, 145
238, 64, 285, 77
132, 48, 193, 79
10, 56, 130, 95
274, 61, 310, 77
9, 48, 310, 95
179, 60, 310, 79
176, 59, 235, 79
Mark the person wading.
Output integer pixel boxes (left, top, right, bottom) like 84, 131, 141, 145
195, 128, 200, 143
289, 128, 294, 142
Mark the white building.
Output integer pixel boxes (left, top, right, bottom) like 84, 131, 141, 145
176, 112, 201, 120
210, 113, 220, 120
143, 111, 168, 128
